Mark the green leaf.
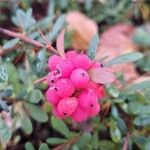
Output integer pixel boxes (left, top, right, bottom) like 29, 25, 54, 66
87, 33, 99, 60
0, 99, 9, 112
137, 105, 150, 115
133, 25, 150, 46
12, 8, 36, 29
110, 121, 121, 143
5, 62, 22, 96
51, 116, 70, 138
91, 132, 99, 149
111, 105, 119, 118
145, 141, 150, 150
76, 133, 92, 148
134, 115, 150, 126
3, 38, 19, 49
20, 113, 33, 134
27, 89, 43, 104
0, 89, 13, 98
128, 101, 141, 115
47, 137, 67, 145
49, 14, 65, 41
106, 84, 119, 98
39, 143, 49, 150
0, 117, 11, 143
117, 117, 128, 133
71, 144, 80, 150
99, 140, 115, 150
104, 52, 143, 67
125, 80, 150, 93
136, 53, 150, 72
24, 102, 48, 123
0, 64, 8, 83
25, 142, 35, 150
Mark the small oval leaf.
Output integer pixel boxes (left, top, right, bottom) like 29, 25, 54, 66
104, 52, 143, 67
56, 29, 65, 58
87, 33, 99, 60
89, 68, 116, 84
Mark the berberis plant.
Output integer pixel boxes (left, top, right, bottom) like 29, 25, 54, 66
0, 1, 150, 150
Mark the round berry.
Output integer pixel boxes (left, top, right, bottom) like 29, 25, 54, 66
46, 72, 57, 86
57, 60, 74, 77
46, 87, 60, 105
55, 78, 75, 97
48, 55, 62, 70
88, 103, 100, 117
96, 85, 105, 99
57, 97, 78, 117
70, 68, 89, 89
52, 106, 65, 119
87, 82, 105, 99
87, 81, 98, 90
79, 89, 98, 111
71, 106, 88, 122
66, 50, 77, 60
72, 54, 92, 70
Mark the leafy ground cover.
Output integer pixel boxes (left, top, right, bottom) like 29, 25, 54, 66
0, 0, 150, 150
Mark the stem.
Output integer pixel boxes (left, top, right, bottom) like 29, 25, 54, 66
33, 75, 47, 84
0, 27, 45, 48
0, 27, 59, 55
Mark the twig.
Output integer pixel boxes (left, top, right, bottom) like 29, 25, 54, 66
0, 27, 58, 55
33, 75, 47, 84
0, 27, 45, 48
122, 134, 130, 150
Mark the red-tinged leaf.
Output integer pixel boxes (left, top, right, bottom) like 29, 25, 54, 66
89, 67, 116, 84
56, 29, 65, 59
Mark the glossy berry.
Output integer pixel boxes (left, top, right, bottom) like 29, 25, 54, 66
57, 60, 74, 77
87, 81, 98, 90
95, 85, 105, 99
57, 97, 78, 117
48, 55, 62, 70
88, 102, 100, 117
88, 82, 105, 99
79, 89, 98, 111
52, 106, 65, 119
70, 68, 89, 89
55, 78, 75, 97
46, 72, 57, 86
72, 54, 92, 70
66, 50, 77, 60
71, 106, 88, 122
46, 87, 60, 105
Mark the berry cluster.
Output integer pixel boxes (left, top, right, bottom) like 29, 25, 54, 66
46, 50, 105, 122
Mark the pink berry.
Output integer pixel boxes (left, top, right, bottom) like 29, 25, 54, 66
46, 87, 60, 105
96, 85, 105, 99
57, 97, 78, 117
52, 106, 65, 119
71, 106, 88, 122
88, 102, 100, 117
72, 54, 92, 70
91, 61, 103, 68
57, 60, 74, 77
55, 78, 75, 97
87, 81, 98, 90
46, 72, 57, 86
70, 68, 89, 89
66, 50, 77, 60
79, 89, 98, 111
87, 82, 105, 99
48, 55, 62, 70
